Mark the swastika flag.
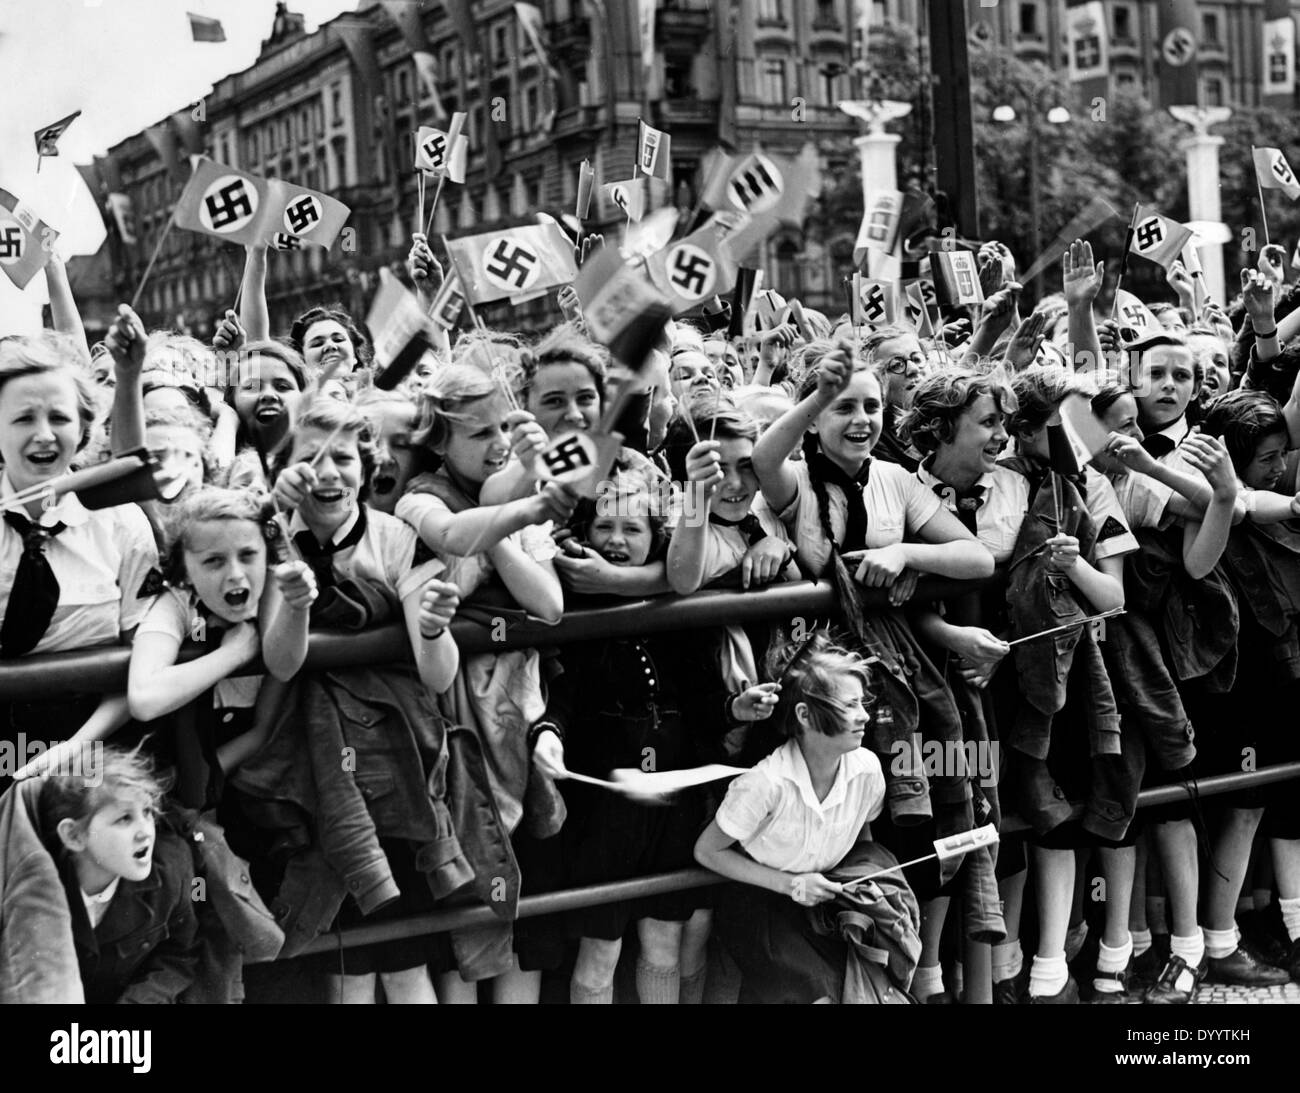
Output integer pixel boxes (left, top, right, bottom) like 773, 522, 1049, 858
444, 220, 578, 305
0, 188, 58, 290
644, 220, 737, 315
265, 180, 351, 248
851, 275, 899, 326
1127, 205, 1193, 271
34, 110, 81, 162
174, 158, 350, 248
1253, 146, 1300, 201
415, 113, 468, 183
603, 179, 646, 222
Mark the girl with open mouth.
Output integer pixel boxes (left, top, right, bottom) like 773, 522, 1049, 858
128, 487, 316, 792
226, 342, 307, 490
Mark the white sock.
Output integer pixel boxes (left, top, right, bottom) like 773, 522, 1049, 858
570, 979, 614, 1004
1093, 936, 1133, 994
1279, 897, 1300, 942
1169, 930, 1205, 993
1148, 896, 1169, 936
912, 963, 944, 1000
1204, 925, 1238, 960
992, 940, 1023, 984
1028, 954, 1068, 998
1131, 928, 1152, 957
1065, 921, 1089, 963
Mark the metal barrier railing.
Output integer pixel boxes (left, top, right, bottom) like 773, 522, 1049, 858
5, 575, 1298, 996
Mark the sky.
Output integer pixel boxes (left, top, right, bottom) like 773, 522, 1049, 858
0, 0, 358, 326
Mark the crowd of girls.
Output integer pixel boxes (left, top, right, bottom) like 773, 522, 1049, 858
3, 234, 1300, 1006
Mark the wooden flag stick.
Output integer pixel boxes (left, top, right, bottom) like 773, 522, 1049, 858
1110, 204, 1140, 321
1006, 607, 1125, 648
1252, 147, 1272, 247
423, 174, 447, 238
417, 170, 426, 234
131, 213, 176, 311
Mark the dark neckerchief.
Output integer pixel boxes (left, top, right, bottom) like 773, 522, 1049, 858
708, 511, 768, 546
293, 507, 369, 591
1, 510, 69, 658
807, 445, 871, 552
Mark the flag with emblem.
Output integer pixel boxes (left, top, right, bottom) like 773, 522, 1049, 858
1113, 289, 1158, 335
930, 248, 985, 307
172, 157, 273, 246
854, 188, 903, 265
0, 188, 58, 290
380, 1, 447, 120
1065, 2, 1108, 83
1127, 206, 1193, 270
444, 220, 578, 305
1263, 14, 1296, 101
645, 221, 738, 315
1253, 146, 1300, 201
514, 2, 560, 132
851, 274, 899, 326
698, 146, 821, 262
34, 110, 81, 166
188, 12, 226, 42
603, 178, 646, 221
265, 180, 351, 248
635, 119, 672, 181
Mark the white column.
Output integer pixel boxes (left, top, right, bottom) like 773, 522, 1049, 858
1170, 106, 1231, 305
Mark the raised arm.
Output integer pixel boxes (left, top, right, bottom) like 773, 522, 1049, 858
44, 254, 91, 362
103, 304, 146, 455
667, 439, 723, 595
238, 244, 270, 343
1062, 240, 1103, 372
1176, 435, 1237, 579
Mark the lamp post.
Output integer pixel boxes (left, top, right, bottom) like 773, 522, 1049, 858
993, 78, 1070, 293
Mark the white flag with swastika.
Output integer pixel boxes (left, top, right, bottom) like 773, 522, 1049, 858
1127, 205, 1193, 271
415, 113, 468, 183
1253, 146, 1300, 201
265, 180, 351, 248
603, 179, 646, 222
851, 274, 898, 326
173, 157, 271, 246
644, 220, 737, 315
444, 219, 578, 305
0, 187, 57, 291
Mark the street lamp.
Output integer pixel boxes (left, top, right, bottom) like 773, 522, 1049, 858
993, 82, 1071, 285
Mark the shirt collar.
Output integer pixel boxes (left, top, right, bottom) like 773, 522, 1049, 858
0, 471, 90, 528
916, 460, 995, 494
81, 876, 120, 906
288, 504, 361, 547
1150, 417, 1190, 445
774, 740, 854, 813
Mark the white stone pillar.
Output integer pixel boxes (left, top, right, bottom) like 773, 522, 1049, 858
1170, 106, 1232, 305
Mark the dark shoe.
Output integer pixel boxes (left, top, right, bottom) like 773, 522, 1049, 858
1130, 945, 1163, 990
1205, 946, 1291, 987
1286, 938, 1300, 984
1238, 914, 1287, 967
923, 989, 955, 1004
1143, 954, 1204, 1004
1025, 976, 1079, 1004
993, 962, 1031, 1005
1089, 963, 1135, 1004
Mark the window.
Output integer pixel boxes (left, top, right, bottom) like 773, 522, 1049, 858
1202, 12, 1220, 47
331, 84, 343, 126
664, 55, 693, 98
1204, 76, 1225, 106
757, 0, 785, 23
819, 65, 840, 106
397, 67, 411, 106
1018, 2, 1039, 37
525, 85, 539, 130
760, 57, 787, 102
1112, 4, 1133, 41
442, 46, 458, 83
775, 238, 801, 298
814, 0, 838, 28
492, 23, 509, 66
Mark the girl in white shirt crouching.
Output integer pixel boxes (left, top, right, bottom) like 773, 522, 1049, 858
695, 633, 891, 1003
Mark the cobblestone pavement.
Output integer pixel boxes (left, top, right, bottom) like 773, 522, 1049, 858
1193, 981, 1300, 1004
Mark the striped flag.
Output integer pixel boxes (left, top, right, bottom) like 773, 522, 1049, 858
0, 189, 58, 290
430, 271, 467, 331
1128, 206, 1194, 270
855, 189, 903, 265
444, 220, 578, 305
513, 3, 559, 132
1263, 10, 1296, 103
368, 269, 436, 390
931, 248, 985, 307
